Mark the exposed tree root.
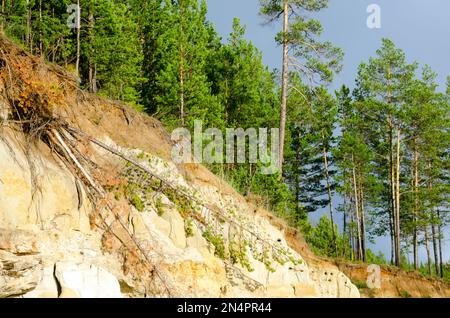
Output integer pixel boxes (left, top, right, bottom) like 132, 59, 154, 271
64, 125, 301, 269
47, 127, 174, 296
0, 39, 175, 297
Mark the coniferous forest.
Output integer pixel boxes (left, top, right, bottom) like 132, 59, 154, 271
1, 0, 448, 280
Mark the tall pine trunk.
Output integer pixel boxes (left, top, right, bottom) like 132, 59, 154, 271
26, 0, 32, 52
179, 45, 185, 127
279, 0, 289, 172
431, 218, 439, 276
179, 7, 186, 128
87, 10, 97, 93
389, 215, 395, 265
352, 155, 362, 260
343, 191, 348, 258
395, 127, 402, 266
75, 0, 80, 76
388, 176, 395, 265
413, 137, 419, 270
39, 0, 43, 55
437, 210, 444, 278
428, 172, 439, 276
389, 115, 399, 266
88, 62, 97, 93
349, 191, 355, 261
359, 171, 367, 262
387, 63, 400, 267
425, 225, 432, 275
295, 149, 302, 218
323, 144, 337, 257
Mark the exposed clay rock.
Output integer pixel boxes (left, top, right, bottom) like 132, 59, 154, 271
186, 223, 209, 254
23, 266, 59, 298
0, 229, 39, 255
0, 250, 41, 298
54, 262, 122, 298
0, 132, 91, 234
0, 130, 361, 298
337, 262, 450, 298
160, 207, 187, 249
308, 267, 360, 298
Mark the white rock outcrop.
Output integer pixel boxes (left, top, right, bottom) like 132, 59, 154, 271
55, 263, 122, 298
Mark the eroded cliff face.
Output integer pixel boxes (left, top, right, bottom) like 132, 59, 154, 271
337, 263, 450, 298
0, 35, 359, 298
0, 126, 359, 298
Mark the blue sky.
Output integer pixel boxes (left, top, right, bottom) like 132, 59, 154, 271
207, 0, 450, 91
206, 0, 450, 263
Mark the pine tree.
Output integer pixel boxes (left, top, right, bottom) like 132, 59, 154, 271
88, 0, 143, 104
284, 76, 326, 219
205, 18, 288, 208
419, 72, 449, 277
335, 85, 354, 259
3, 0, 75, 66
3, 0, 31, 45
31, 0, 73, 62
207, 18, 277, 129
314, 87, 339, 256
401, 66, 441, 270
304, 214, 350, 258
259, 0, 342, 172
354, 39, 417, 266
134, 0, 169, 114
284, 74, 340, 254
141, 0, 223, 130
336, 97, 378, 262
